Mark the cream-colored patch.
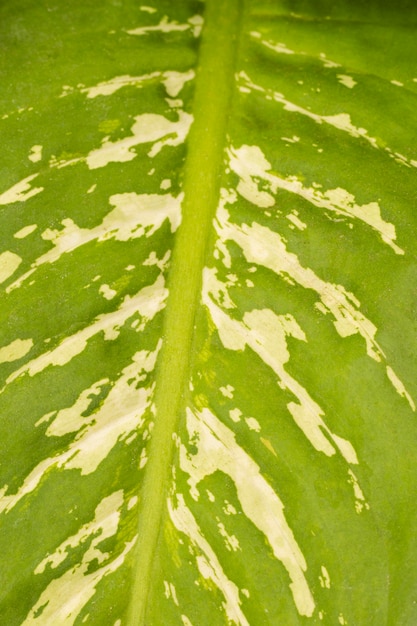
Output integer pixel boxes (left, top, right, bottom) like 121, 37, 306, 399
239, 72, 375, 144
14, 224, 37, 239
337, 74, 357, 89
282, 135, 300, 144
83, 70, 194, 99
220, 384, 234, 398
140, 5, 157, 13
139, 448, 148, 469
348, 469, 370, 514
164, 580, 179, 606
319, 565, 331, 589
1, 344, 160, 514
166, 97, 183, 108
245, 417, 261, 432
160, 178, 171, 190
239, 71, 417, 168
36, 491, 124, 572
143, 250, 171, 272
178, 407, 316, 617
23, 492, 136, 625
5, 276, 166, 387
319, 53, 340, 68
214, 202, 414, 408
250, 31, 295, 55
217, 521, 240, 552
128, 495, 138, 510
286, 213, 307, 231
127, 14, 202, 37
203, 269, 358, 464
28, 145, 42, 162
99, 284, 117, 300
7, 193, 182, 292
41, 379, 109, 437
229, 408, 242, 423
169, 494, 250, 625
0, 174, 43, 205
228, 144, 403, 254
81, 72, 161, 98
386, 366, 415, 411
0, 251, 22, 284
162, 70, 194, 97
223, 501, 237, 516
188, 14, 204, 37
87, 111, 193, 168
128, 16, 188, 35
0, 338, 33, 364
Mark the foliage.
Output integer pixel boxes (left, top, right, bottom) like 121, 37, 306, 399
1, 0, 417, 624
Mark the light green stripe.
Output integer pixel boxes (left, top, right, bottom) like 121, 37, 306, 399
126, 1, 243, 623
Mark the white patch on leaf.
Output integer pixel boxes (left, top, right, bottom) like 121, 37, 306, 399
319, 565, 331, 589
245, 417, 261, 432
347, 469, 370, 514
82, 70, 194, 99
228, 144, 403, 254
337, 74, 357, 89
0, 174, 43, 205
229, 408, 242, 423
5, 276, 166, 386
217, 521, 240, 552
162, 70, 195, 97
386, 365, 415, 411
203, 268, 358, 464
14, 224, 37, 239
220, 384, 234, 398
214, 204, 414, 410
99, 284, 117, 300
250, 31, 295, 55
178, 406, 316, 617
7, 193, 182, 291
127, 14, 202, 38
0, 345, 159, 513
286, 212, 307, 231
239, 71, 417, 169
28, 145, 42, 162
0, 251, 22, 284
23, 491, 136, 626
86, 111, 193, 168
164, 580, 179, 606
169, 493, 251, 625
0, 338, 33, 364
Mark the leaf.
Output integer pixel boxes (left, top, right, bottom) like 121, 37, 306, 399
1, 0, 417, 624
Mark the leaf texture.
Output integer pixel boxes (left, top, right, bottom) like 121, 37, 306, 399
1, 1, 417, 625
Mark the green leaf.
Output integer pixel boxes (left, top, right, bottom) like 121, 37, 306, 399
1, 0, 417, 624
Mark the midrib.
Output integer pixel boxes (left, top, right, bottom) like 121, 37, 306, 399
126, 1, 243, 623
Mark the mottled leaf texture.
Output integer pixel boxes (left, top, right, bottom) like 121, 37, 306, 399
1, 1, 417, 624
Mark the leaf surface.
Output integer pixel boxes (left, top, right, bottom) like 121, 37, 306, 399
1, 1, 417, 624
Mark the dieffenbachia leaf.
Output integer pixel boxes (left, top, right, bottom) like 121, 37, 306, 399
1, 0, 417, 624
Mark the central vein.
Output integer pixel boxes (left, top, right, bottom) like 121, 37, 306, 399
126, 1, 243, 623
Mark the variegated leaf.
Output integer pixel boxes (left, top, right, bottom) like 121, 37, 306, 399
1, 0, 417, 624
